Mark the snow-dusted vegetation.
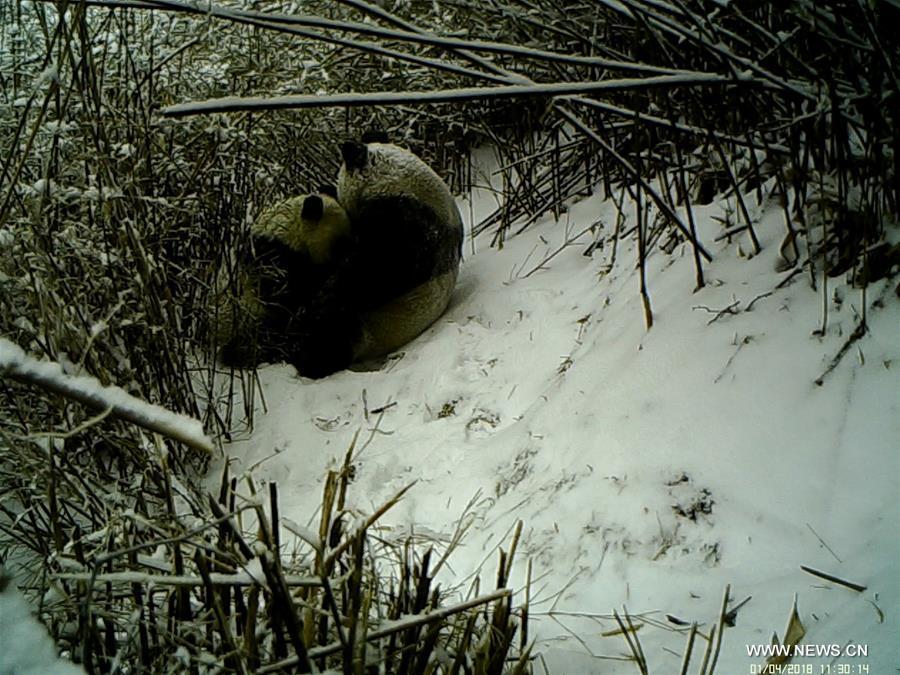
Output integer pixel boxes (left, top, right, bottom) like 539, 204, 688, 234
1, 0, 897, 673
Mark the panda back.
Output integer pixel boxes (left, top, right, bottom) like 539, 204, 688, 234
338, 143, 463, 239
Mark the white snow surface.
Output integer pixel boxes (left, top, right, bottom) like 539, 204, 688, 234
0, 570, 84, 675
214, 168, 899, 672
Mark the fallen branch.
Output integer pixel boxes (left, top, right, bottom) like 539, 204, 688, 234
800, 565, 867, 593
692, 301, 740, 324
745, 291, 775, 312
813, 321, 867, 387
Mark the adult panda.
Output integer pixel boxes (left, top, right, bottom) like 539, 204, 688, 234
337, 138, 464, 362
214, 187, 357, 375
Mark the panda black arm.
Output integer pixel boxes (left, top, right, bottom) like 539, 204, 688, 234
251, 233, 334, 306
273, 274, 361, 378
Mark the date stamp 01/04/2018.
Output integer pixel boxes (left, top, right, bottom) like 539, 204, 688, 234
745, 643, 873, 675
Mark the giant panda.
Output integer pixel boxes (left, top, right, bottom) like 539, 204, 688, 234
213, 187, 357, 374
337, 139, 464, 361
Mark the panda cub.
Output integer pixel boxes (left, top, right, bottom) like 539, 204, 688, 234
252, 184, 347, 265
337, 139, 464, 361
250, 185, 352, 303
214, 187, 354, 372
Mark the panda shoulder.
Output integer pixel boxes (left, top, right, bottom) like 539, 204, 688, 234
372, 145, 449, 195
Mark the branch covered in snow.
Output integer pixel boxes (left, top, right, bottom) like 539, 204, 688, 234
0, 337, 213, 455
162, 73, 759, 117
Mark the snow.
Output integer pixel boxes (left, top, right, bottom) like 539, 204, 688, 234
0, 569, 84, 675
213, 160, 899, 672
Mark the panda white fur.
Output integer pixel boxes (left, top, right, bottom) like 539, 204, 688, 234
214, 188, 354, 372
337, 140, 464, 361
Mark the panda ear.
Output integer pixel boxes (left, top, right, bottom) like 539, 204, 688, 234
318, 184, 338, 199
301, 195, 325, 222
361, 129, 388, 144
340, 141, 368, 171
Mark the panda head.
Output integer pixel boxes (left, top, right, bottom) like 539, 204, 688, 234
337, 141, 462, 233
253, 187, 350, 265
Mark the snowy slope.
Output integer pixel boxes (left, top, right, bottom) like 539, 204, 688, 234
214, 167, 899, 673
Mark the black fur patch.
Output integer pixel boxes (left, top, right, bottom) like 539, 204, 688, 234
300, 195, 324, 222
223, 231, 361, 377
283, 288, 361, 378
361, 129, 389, 144
317, 184, 338, 199
340, 195, 462, 311
340, 141, 368, 171
251, 231, 352, 305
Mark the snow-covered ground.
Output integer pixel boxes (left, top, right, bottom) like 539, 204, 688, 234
0, 567, 84, 675
214, 156, 899, 673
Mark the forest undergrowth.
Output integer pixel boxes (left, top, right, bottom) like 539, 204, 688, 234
0, 1, 896, 672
